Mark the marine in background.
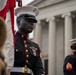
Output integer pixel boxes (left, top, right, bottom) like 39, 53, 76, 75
63, 38, 76, 75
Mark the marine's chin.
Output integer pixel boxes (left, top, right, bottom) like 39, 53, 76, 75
26, 30, 33, 34
28, 28, 33, 33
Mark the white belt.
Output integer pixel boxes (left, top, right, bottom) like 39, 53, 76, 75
10, 67, 32, 73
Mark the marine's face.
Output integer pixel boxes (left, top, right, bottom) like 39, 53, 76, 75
71, 43, 76, 50
18, 17, 36, 33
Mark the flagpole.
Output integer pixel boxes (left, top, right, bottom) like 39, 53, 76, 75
16, 0, 22, 7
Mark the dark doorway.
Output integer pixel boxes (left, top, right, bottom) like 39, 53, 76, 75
44, 59, 48, 75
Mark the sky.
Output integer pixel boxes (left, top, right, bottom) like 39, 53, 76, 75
22, 0, 34, 6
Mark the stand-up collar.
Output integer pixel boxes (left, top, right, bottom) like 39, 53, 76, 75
16, 31, 28, 40
74, 52, 76, 55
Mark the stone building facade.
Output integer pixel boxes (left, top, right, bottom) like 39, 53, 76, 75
29, 0, 76, 75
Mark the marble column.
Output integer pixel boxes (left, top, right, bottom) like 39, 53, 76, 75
46, 17, 56, 75
34, 20, 42, 47
62, 12, 72, 57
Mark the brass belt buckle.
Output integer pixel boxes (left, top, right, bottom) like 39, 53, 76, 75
22, 67, 27, 73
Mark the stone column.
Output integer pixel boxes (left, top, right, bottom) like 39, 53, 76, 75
34, 20, 42, 47
62, 12, 72, 57
46, 17, 56, 75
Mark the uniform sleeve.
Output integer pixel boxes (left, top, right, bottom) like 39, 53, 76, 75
63, 55, 75, 75
32, 45, 45, 75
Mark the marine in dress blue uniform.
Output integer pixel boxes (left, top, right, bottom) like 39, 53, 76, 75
10, 5, 45, 75
63, 38, 76, 75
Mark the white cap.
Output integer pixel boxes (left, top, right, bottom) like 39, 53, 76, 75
15, 5, 39, 17
70, 38, 76, 44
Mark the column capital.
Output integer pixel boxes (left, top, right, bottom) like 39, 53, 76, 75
62, 12, 71, 18
37, 20, 41, 25
46, 16, 55, 22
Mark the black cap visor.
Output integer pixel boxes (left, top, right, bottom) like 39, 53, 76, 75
26, 17, 37, 23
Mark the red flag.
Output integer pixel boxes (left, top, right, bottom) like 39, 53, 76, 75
0, 0, 16, 69
0, 0, 16, 34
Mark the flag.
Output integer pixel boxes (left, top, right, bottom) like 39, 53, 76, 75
0, 0, 16, 70
0, 0, 16, 34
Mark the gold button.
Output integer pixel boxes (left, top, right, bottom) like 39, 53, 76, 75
24, 40, 26, 43
26, 50, 28, 52
25, 45, 27, 47
22, 35, 24, 38
25, 65, 27, 67
22, 67, 27, 73
26, 55, 29, 58
26, 60, 28, 63
16, 49, 18, 52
